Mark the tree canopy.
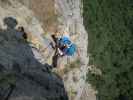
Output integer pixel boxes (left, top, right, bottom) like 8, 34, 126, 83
83, 0, 133, 100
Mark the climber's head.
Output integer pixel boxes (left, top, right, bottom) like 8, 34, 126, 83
18, 26, 24, 32
4, 17, 18, 29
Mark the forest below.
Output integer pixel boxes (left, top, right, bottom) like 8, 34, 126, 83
83, 0, 133, 100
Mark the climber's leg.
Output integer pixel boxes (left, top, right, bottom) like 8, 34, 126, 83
51, 34, 58, 44
50, 42, 55, 49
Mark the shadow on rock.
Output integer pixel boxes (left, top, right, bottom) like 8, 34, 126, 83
0, 17, 68, 100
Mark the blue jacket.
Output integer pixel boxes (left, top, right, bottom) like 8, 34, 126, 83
59, 36, 76, 56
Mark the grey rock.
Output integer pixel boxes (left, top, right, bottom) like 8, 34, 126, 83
0, 17, 68, 100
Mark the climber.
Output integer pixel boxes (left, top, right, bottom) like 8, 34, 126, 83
17, 26, 28, 40
51, 32, 77, 57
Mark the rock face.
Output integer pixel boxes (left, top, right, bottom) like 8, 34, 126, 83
55, 0, 96, 100
0, 0, 68, 100
17, 0, 57, 32
0, 18, 68, 100
0, 0, 96, 100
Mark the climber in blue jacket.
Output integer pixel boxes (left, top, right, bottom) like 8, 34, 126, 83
51, 31, 77, 67
51, 32, 77, 57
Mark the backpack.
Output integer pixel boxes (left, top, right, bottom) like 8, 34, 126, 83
63, 43, 77, 56
59, 37, 76, 56
59, 36, 71, 46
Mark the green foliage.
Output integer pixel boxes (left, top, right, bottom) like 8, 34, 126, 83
83, 0, 133, 99
0, 72, 16, 88
64, 59, 81, 74
66, 59, 81, 69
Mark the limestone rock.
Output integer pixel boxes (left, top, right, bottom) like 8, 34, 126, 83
0, 0, 68, 100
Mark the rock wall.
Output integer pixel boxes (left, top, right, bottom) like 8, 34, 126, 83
0, 0, 96, 100
0, 0, 68, 100
55, 0, 96, 100
18, 0, 57, 32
